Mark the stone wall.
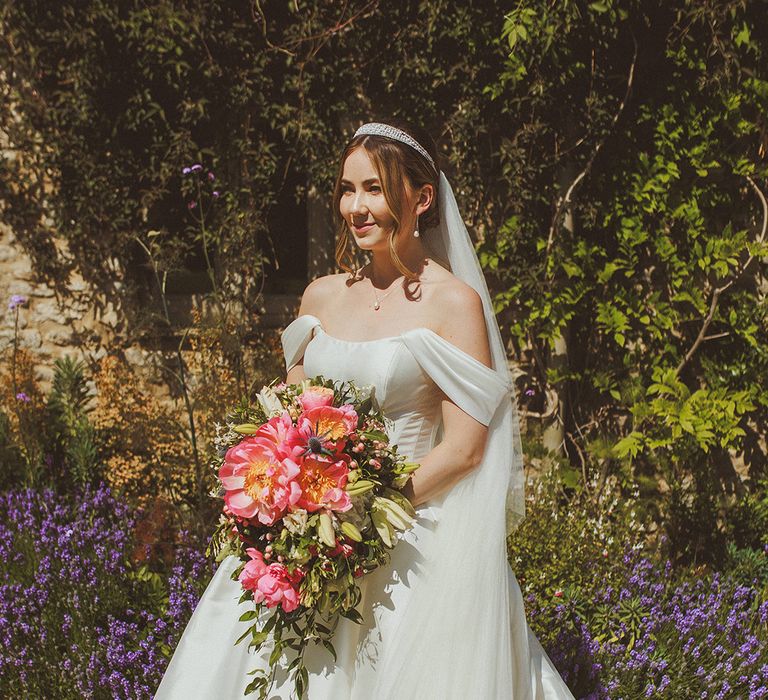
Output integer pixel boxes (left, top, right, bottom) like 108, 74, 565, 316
0, 221, 106, 386
0, 217, 302, 397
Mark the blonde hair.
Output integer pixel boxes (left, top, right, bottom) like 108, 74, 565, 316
332, 119, 440, 279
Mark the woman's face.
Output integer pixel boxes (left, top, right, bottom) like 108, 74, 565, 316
339, 147, 400, 252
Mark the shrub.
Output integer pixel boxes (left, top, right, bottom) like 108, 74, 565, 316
524, 544, 768, 699
508, 470, 647, 604
92, 355, 195, 509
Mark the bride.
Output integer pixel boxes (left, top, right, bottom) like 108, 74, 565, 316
155, 120, 575, 699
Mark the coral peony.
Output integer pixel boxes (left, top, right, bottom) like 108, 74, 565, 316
239, 548, 302, 613
303, 404, 358, 438
219, 437, 301, 525
296, 456, 352, 513
288, 405, 359, 460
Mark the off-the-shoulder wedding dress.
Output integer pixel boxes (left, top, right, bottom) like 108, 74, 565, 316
155, 314, 575, 700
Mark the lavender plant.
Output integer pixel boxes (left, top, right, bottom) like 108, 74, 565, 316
526, 546, 768, 699
0, 485, 212, 699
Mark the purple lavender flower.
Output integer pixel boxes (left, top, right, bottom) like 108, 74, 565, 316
0, 486, 214, 697
523, 543, 768, 697
8, 294, 27, 311
15, 392, 30, 403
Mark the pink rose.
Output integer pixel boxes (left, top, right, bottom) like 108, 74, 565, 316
219, 437, 302, 525
239, 548, 303, 613
297, 386, 335, 412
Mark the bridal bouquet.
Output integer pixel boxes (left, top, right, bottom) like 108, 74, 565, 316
208, 377, 419, 698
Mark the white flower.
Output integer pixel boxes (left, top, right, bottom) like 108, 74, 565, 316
355, 384, 375, 403
283, 508, 309, 535
257, 385, 283, 416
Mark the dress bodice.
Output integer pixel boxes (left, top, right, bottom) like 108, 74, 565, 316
281, 314, 511, 463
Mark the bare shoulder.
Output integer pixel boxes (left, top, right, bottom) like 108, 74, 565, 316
424, 261, 490, 366
298, 272, 352, 317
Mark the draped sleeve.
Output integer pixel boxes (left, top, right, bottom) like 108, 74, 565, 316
400, 328, 511, 426
280, 314, 322, 372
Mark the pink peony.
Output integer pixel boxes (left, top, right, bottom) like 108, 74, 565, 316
297, 386, 335, 412
219, 436, 302, 525
255, 411, 295, 445
296, 455, 352, 513
239, 548, 302, 613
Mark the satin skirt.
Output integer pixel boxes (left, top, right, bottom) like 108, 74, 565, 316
154, 504, 574, 700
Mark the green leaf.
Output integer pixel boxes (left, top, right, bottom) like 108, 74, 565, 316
322, 639, 337, 662
341, 608, 364, 624
613, 432, 644, 459
269, 643, 283, 666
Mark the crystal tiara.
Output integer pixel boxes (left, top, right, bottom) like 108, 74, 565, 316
353, 122, 437, 172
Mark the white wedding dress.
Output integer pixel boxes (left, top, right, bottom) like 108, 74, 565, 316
155, 314, 575, 700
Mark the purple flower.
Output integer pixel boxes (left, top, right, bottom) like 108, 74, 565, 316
15, 392, 30, 403
190, 164, 203, 172
207, 171, 215, 182
524, 388, 535, 397
187, 200, 197, 210
0, 485, 214, 696
8, 295, 27, 311
181, 167, 192, 175
212, 190, 220, 199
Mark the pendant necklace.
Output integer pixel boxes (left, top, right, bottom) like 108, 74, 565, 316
372, 285, 397, 311
369, 271, 401, 311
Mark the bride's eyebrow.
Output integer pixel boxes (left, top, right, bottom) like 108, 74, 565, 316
341, 178, 380, 185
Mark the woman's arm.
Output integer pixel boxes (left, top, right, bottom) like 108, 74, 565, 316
402, 283, 493, 507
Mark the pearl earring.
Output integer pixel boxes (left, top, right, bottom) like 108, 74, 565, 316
414, 214, 420, 238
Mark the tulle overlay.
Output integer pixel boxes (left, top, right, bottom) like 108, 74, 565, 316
155, 315, 574, 699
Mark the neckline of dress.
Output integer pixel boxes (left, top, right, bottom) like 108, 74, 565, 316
316, 327, 403, 345
292, 314, 509, 385
295, 313, 431, 344
306, 314, 424, 345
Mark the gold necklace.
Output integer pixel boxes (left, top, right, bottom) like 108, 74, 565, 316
368, 270, 402, 311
